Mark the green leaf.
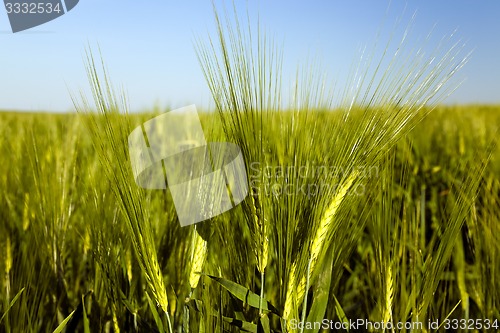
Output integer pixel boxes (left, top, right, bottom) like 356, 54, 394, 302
332, 294, 349, 332
0, 287, 25, 324
228, 293, 246, 321
146, 292, 164, 332
187, 298, 205, 313
204, 274, 280, 316
305, 246, 334, 333
52, 309, 76, 333
82, 295, 90, 333
453, 235, 469, 313
221, 315, 257, 332
257, 314, 271, 333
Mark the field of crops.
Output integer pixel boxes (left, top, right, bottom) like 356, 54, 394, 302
1, 7, 500, 333
0, 102, 499, 332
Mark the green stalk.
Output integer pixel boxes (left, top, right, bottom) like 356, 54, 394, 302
299, 258, 312, 333
259, 270, 265, 316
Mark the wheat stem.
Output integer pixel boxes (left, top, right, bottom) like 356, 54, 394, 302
299, 258, 312, 333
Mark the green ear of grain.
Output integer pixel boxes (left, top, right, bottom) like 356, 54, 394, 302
189, 228, 208, 290
75, 50, 172, 329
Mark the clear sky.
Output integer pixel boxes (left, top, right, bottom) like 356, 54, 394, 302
1, 0, 499, 112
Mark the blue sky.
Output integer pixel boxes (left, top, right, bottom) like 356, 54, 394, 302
1, 0, 499, 112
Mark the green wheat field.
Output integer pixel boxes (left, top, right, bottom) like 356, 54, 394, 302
1, 9, 500, 333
